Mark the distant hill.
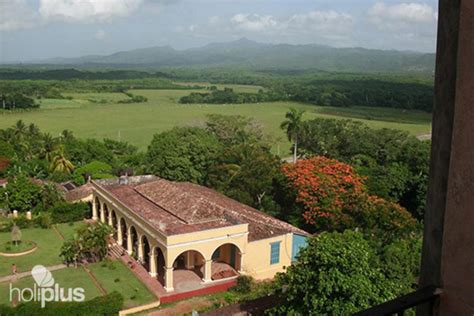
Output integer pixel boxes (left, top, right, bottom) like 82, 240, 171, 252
30, 38, 436, 73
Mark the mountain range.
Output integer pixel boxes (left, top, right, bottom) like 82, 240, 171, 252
36, 38, 435, 73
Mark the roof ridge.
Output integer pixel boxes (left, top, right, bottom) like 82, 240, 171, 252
133, 182, 188, 224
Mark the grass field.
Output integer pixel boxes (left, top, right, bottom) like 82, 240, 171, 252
0, 227, 64, 277
89, 260, 156, 308
0, 85, 432, 154
0, 262, 155, 307
0, 267, 101, 305
0, 223, 155, 308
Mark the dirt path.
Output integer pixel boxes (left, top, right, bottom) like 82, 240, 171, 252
0, 264, 67, 283
147, 297, 214, 316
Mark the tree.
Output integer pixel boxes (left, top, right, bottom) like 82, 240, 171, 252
2, 175, 42, 212
297, 118, 430, 219
207, 143, 280, 211
205, 114, 264, 147
146, 127, 222, 183
60, 223, 113, 265
274, 231, 396, 315
281, 157, 418, 241
281, 156, 366, 231
280, 108, 305, 163
50, 146, 74, 174
73, 160, 114, 185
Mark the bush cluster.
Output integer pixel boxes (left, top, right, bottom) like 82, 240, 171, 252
0, 291, 123, 316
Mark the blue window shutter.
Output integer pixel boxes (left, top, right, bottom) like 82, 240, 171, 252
270, 242, 281, 265
292, 234, 308, 262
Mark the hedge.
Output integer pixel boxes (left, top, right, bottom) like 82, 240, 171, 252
0, 291, 123, 316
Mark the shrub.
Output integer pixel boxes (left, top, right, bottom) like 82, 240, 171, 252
231, 275, 255, 293
0, 291, 123, 315
274, 231, 396, 315
50, 202, 89, 223
34, 212, 53, 228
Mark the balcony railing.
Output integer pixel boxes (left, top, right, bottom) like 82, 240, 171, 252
353, 285, 442, 316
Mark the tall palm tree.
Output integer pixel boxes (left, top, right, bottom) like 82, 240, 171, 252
13, 120, 27, 139
27, 123, 40, 137
60, 129, 75, 142
50, 145, 74, 174
41, 133, 59, 161
280, 108, 305, 163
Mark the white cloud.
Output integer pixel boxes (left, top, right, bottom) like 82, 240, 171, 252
369, 2, 437, 29
231, 14, 278, 32
228, 10, 353, 45
286, 10, 353, 36
39, 0, 144, 22
0, 0, 38, 31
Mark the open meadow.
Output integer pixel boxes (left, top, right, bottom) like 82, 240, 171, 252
0, 84, 432, 154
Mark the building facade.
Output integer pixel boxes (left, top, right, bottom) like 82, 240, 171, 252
91, 176, 308, 292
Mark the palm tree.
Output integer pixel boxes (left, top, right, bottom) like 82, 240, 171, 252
13, 120, 27, 139
50, 145, 74, 174
27, 123, 40, 137
60, 130, 75, 142
41, 133, 59, 161
280, 108, 305, 163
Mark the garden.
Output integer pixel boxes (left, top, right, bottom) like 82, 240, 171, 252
0, 222, 156, 310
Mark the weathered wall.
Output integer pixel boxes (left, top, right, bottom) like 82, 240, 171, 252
245, 233, 293, 280
438, 0, 474, 313
419, 0, 474, 314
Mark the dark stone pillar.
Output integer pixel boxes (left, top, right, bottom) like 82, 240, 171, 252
418, 0, 474, 315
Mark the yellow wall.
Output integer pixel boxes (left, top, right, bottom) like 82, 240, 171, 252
93, 182, 297, 282
244, 233, 294, 280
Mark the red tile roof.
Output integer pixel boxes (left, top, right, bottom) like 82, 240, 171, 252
64, 183, 93, 202
96, 176, 309, 241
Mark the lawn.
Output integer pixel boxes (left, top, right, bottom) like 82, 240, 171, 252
0, 85, 432, 154
55, 221, 86, 240
0, 227, 64, 277
88, 260, 156, 308
0, 267, 101, 306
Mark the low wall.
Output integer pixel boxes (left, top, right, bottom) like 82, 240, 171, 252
160, 279, 237, 304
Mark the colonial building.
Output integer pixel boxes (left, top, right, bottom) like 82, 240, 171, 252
91, 175, 308, 292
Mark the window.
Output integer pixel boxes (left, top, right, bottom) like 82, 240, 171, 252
270, 242, 281, 265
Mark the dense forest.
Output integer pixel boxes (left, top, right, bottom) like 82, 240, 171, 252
0, 68, 434, 111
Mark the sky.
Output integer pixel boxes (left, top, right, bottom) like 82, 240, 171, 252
0, 0, 439, 62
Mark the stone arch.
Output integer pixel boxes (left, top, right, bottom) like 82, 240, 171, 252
141, 235, 151, 270
152, 246, 166, 285
128, 225, 138, 256
103, 203, 109, 224
211, 243, 242, 275
119, 217, 127, 247
93, 196, 100, 220
110, 210, 118, 239
172, 249, 206, 279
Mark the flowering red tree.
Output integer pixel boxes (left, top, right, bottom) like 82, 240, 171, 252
282, 156, 417, 236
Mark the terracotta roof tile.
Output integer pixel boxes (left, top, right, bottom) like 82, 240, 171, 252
96, 176, 309, 241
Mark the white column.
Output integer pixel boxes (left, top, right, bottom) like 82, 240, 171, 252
100, 204, 105, 223
108, 210, 113, 226
127, 227, 133, 255
138, 237, 144, 262
165, 266, 174, 292
185, 251, 194, 269
117, 220, 123, 246
92, 199, 98, 221
238, 252, 245, 274
202, 259, 212, 283
149, 251, 157, 277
